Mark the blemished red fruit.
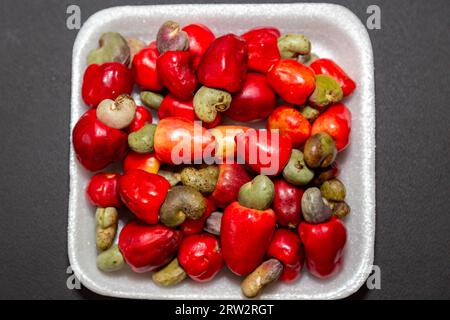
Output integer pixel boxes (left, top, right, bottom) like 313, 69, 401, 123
310, 58, 356, 96
267, 106, 311, 148
272, 179, 304, 228
119, 221, 182, 273
178, 233, 224, 282
241, 27, 281, 73
311, 103, 351, 151
86, 172, 122, 208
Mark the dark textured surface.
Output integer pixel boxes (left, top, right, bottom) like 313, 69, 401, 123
0, 0, 449, 300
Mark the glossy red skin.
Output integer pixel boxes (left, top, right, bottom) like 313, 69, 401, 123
241, 27, 281, 73
180, 197, 216, 235
310, 58, 356, 96
267, 106, 311, 148
235, 129, 292, 176
267, 229, 303, 282
210, 164, 252, 208
125, 106, 152, 133
182, 23, 215, 69
311, 103, 352, 151
197, 34, 248, 93
118, 170, 170, 224
225, 73, 276, 122
273, 179, 304, 228
118, 221, 182, 273
122, 152, 160, 174
178, 233, 224, 282
86, 173, 122, 208
157, 51, 198, 101
82, 62, 133, 107
72, 109, 127, 171
298, 217, 347, 279
132, 43, 163, 91
267, 59, 316, 105
221, 202, 276, 276
154, 117, 216, 165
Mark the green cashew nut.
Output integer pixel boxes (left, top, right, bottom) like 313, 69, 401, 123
96, 207, 118, 251
278, 34, 311, 59
282, 150, 314, 186
304, 133, 337, 169
140, 91, 164, 110
96, 244, 125, 272
193, 86, 232, 123
128, 123, 156, 154
160, 186, 207, 227
152, 258, 187, 286
308, 75, 343, 109
180, 165, 219, 194
238, 175, 275, 210
158, 170, 182, 187
301, 187, 332, 223
87, 32, 130, 65
298, 52, 319, 66
156, 21, 189, 54
320, 178, 346, 201
300, 105, 320, 123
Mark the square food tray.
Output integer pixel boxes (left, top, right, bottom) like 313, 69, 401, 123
69, 3, 375, 300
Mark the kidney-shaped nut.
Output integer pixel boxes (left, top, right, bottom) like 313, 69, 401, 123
158, 169, 182, 187
156, 20, 189, 54
277, 34, 311, 59
126, 37, 146, 65
128, 123, 157, 154
282, 149, 314, 186
194, 86, 232, 123
152, 258, 187, 286
303, 133, 337, 169
298, 52, 319, 66
140, 91, 164, 110
312, 162, 339, 186
241, 259, 283, 298
87, 32, 130, 65
324, 199, 351, 219
308, 75, 343, 109
96, 244, 125, 272
320, 178, 346, 201
301, 187, 331, 223
96, 94, 137, 129
96, 207, 119, 251
204, 211, 223, 235
180, 165, 219, 194
238, 175, 275, 211
160, 186, 207, 227
300, 105, 320, 123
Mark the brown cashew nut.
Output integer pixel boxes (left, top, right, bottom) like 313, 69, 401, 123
96, 94, 137, 129
156, 21, 189, 54
87, 32, 130, 65
193, 86, 232, 123
126, 37, 146, 66
160, 186, 207, 227
152, 258, 187, 286
180, 165, 219, 194
241, 259, 283, 298
95, 207, 119, 251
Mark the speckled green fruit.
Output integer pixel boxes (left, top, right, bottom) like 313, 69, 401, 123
308, 75, 343, 109
300, 105, 320, 123
95, 207, 118, 251
282, 149, 314, 186
128, 123, 156, 154
238, 175, 275, 210
193, 86, 232, 123
303, 133, 337, 169
140, 91, 164, 110
152, 258, 187, 286
88, 32, 130, 65
180, 166, 219, 193
320, 178, 346, 201
96, 245, 124, 272
158, 170, 181, 187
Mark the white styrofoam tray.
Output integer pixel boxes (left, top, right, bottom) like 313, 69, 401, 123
69, 3, 375, 300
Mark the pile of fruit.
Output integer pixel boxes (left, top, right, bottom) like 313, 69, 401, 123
73, 20, 355, 298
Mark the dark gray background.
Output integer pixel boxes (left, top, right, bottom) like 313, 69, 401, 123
0, 0, 449, 300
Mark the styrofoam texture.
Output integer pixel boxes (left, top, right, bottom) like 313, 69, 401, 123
69, 3, 375, 300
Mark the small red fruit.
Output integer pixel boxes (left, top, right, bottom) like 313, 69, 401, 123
273, 179, 304, 228
241, 27, 281, 73
182, 23, 215, 69
86, 172, 121, 208
267, 106, 311, 148
132, 42, 163, 91
125, 106, 153, 133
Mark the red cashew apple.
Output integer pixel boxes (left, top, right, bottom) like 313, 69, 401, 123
118, 221, 182, 273
210, 164, 252, 208
180, 197, 216, 235
311, 103, 352, 151
72, 109, 128, 171
267, 229, 304, 282
235, 129, 292, 176
132, 42, 163, 91
225, 73, 276, 122
86, 172, 122, 208
209, 125, 251, 163
310, 58, 356, 96
157, 51, 198, 101
267, 59, 316, 105
182, 23, 215, 69
178, 233, 224, 282
82, 62, 133, 108
125, 106, 153, 133
221, 201, 276, 276
197, 34, 248, 92
298, 216, 347, 279
241, 27, 281, 73
122, 151, 161, 174
267, 106, 311, 148
273, 179, 304, 228
154, 117, 215, 165
118, 169, 170, 224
